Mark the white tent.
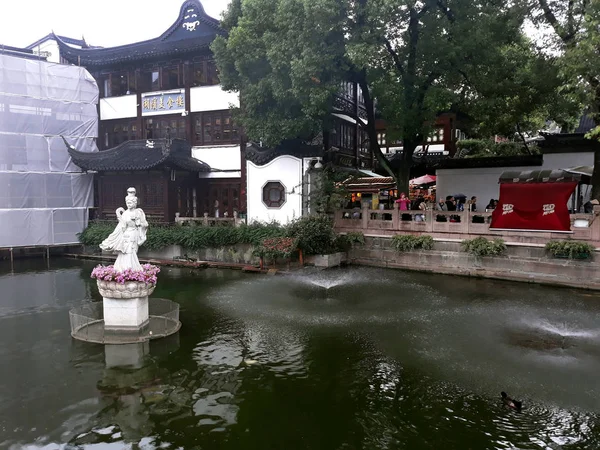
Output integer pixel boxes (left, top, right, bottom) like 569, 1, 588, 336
0, 54, 98, 247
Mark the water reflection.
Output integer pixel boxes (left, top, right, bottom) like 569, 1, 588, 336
1, 260, 600, 449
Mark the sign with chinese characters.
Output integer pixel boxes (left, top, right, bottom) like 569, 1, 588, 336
141, 90, 185, 116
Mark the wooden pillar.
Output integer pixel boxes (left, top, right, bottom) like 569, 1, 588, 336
162, 174, 170, 223
240, 133, 247, 214
98, 174, 104, 219
135, 69, 143, 139
184, 62, 193, 143
354, 82, 359, 168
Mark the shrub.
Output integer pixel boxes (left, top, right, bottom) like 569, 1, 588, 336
391, 234, 434, 252
545, 240, 595, 259
462, 237, 506, 257
346, 232, 365, 245
78, 221, 286, 250
253, 237, 297, 260
287, 215, 337, 255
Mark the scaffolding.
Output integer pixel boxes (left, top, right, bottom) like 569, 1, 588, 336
0, 54, 98, 248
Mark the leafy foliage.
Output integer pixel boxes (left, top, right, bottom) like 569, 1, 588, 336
213, 0, 548, 193
461, 237, 506, 257
391, 234, 434, 252
253, 237, 297, 260
345, 232, 366, 246
80, 216, 345, 256
456, 139, 538, 158
79, 221, 286, 250
545, 240, 595, 259
529, 0, 600, 199
287, 215, 337, 255
306, 167, 350, 215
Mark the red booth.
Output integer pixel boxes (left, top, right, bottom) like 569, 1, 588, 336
490, 170, 579, 232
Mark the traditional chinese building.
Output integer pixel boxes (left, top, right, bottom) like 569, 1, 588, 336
45, 0, 243, 221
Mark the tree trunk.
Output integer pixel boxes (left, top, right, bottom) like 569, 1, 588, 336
396, 163, 411, 195
592, 149, 600, 201
397, 140, 417, 194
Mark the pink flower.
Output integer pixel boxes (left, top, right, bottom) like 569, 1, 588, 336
90, 264, 160, 286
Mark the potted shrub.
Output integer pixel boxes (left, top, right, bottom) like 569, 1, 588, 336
545, 240, 595, 260
461, 237, 506, 257
253, 237, 297, 268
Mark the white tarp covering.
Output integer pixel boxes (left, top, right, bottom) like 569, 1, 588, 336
0, 54, 98, 247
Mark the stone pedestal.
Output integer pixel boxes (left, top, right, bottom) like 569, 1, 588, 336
103, 296, 149, 329
97, 280, 155, 331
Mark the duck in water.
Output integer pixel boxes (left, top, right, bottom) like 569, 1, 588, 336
501, 392, 522, 411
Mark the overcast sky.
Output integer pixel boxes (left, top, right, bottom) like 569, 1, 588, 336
1, 0, 231, 48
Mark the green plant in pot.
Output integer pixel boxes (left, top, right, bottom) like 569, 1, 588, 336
545, 240, 595, 260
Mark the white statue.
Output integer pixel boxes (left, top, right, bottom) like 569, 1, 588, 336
100, 188, 148, 272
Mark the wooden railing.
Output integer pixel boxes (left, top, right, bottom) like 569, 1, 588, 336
334, 206, 600, 244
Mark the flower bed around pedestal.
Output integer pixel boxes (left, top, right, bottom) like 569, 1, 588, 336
91, 264, 160, 299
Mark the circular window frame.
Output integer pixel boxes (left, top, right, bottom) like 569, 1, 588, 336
262, 181, 287, 209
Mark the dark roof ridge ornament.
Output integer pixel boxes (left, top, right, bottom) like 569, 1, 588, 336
53, 0, 224, 66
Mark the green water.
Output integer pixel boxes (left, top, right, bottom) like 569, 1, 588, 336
1, 258, 600, 449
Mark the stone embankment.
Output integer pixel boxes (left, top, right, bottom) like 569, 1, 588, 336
348, 237, 600, 291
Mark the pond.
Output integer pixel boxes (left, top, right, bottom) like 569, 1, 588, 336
1, 258, 600, 449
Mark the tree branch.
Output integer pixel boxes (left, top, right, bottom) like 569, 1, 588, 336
416, 71, 440, 107
537, 0, 572, 44
436, 0, 455, 22
416, 4, 431, 20
355, 71, 396, 180
516, 122, 531, 155
383, 38, 404, 76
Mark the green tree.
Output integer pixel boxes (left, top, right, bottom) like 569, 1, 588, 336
456, 37, 580, 144
213, 0, 538, 193
530, 0, 600, 198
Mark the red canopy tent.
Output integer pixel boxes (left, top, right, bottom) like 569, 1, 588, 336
490, 170, 579, 232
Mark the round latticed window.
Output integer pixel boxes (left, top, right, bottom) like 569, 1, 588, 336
262, 181, 286, 208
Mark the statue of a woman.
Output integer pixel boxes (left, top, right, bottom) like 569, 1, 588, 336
100, 188, 148, 272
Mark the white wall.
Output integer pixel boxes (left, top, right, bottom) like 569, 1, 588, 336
190, 85, 239, 112
30, 40, 60, 63
99, 94, 137, 120
247, 155, 302, 224
436, 166, 537, 208
192, 145, 240, 171
541, 152, 593, 170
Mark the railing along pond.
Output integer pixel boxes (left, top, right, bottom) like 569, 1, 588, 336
334, 205, 600, 242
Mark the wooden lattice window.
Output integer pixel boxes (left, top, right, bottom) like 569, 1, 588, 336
262, 181, 286, 208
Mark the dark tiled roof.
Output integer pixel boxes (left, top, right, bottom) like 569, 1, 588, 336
539, 132, 600, 153
433, 155, 543, 169
0, 45, 46, 60
246, 140, 323, 166
26, 34, 91, 50
55, 0, 224, 67
63, 137, 210, 172
574, 114, 597, 134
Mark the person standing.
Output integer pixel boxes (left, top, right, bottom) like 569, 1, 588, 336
468, 196, 477, 212
395, 192, 411, 211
